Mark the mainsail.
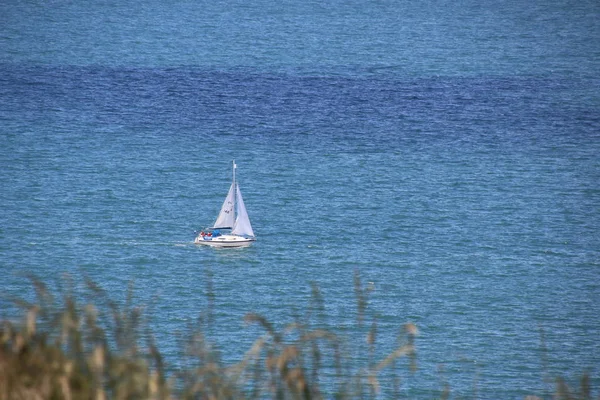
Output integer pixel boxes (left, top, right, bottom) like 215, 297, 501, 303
231, 184, 254, 237
212, 183, 235, 229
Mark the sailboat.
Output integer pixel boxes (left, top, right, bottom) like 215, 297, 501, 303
194, 161, 256, 247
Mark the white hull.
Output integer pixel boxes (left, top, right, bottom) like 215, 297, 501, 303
195, 234, 255, 248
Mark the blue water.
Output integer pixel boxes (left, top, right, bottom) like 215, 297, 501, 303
1, 0, 599, 398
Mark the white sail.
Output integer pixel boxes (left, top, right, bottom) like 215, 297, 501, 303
231, 184, 255, 237
212, 183, 235, 229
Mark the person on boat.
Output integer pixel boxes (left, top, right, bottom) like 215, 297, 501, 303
212, 230, 221, 237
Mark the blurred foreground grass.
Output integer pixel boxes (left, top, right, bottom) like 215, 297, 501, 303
0, 271, 595, 399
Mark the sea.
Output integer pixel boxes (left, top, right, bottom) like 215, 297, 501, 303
1, 0, 599, 398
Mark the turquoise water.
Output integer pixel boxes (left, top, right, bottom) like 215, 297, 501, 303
1, 0, 599, 397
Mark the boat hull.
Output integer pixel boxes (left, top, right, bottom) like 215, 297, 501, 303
194, 234, 255, 248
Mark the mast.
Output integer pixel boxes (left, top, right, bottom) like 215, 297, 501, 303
232, 160, 237, 220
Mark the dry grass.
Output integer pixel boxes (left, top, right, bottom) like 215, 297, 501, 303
0, 271, 596, 399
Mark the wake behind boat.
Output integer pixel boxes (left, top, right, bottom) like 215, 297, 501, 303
195, 161, 256, 248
